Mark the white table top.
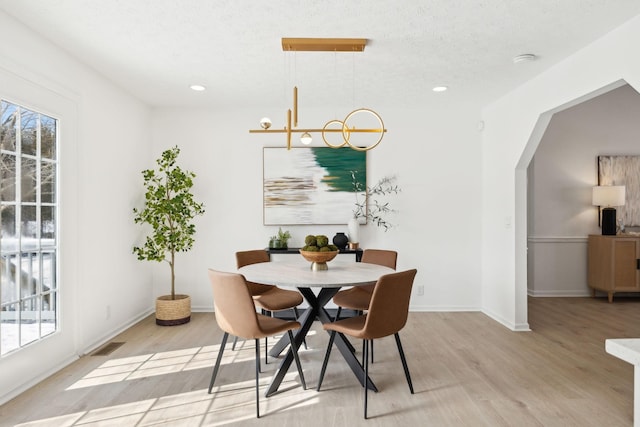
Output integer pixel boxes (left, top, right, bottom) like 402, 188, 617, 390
238, 258, 394, 288
606, 338, 640, 365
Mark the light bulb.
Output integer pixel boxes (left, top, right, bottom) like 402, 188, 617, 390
300, 132, 312, 145
260, 117, 272, 129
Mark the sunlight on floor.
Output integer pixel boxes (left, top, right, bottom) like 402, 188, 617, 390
20, 375, 316, 426
66, 331, 317, 390
66, 345, 222, 390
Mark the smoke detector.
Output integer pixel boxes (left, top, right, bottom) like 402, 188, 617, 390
513, 54, 537, 64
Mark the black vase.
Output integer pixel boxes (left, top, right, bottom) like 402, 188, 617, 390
332, 232, 348, 250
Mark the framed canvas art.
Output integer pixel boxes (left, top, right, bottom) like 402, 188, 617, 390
598, 155, 640, 226
263, 147, 367, 225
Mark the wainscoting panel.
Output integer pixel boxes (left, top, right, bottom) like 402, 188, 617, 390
527, 237, 590, 297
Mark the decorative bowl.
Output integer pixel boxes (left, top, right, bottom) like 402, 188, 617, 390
299, 249, 339, 271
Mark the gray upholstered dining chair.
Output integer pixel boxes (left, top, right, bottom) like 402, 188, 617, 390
317, 268, 417, 419
207, 269, 306, 418
332, 248, 397, 362
234, 250, 305, 360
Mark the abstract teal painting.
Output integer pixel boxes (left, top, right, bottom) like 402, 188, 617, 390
263, 147, 367, 225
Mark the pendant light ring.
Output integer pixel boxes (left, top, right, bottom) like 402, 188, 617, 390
343, 108, 385, 152
322, 119, 350, 148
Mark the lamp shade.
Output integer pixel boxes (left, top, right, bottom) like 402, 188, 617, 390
592, 185, 625, 207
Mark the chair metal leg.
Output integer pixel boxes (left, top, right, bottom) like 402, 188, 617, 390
364, 339, 369, 419
394, 332, 414, 394
255, 339, 261, 418
256, 337, 262, 373
317, 330, 336, 391
265, 310, 271, 365
288, 330, 306, 390
334, 306, 342, 321
231, 335, 239, 351
361, 339, 374, 365
208, 332, 229, 393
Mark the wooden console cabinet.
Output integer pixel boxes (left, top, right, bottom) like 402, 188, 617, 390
588, 234, 640, 302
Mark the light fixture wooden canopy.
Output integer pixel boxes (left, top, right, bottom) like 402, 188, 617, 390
281, 37, 367, 52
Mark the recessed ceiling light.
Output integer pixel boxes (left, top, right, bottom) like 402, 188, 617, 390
190, 84, 206, 91
513, 54, 537, 64
432, 86, 448, 92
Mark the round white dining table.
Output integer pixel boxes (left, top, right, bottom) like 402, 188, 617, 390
239, 257, 393, 289
238, 258, 394, 397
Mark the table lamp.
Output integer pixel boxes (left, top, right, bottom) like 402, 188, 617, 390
592, 185, 626, 235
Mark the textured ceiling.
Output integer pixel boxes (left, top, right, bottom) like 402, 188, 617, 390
0, 0, 639, 110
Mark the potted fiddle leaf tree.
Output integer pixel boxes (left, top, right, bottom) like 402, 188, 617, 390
133, 146, 205, 326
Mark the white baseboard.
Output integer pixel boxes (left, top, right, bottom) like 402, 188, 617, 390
408, 305, 481, 312
527, 236, 588, 243
0, 354, 78, 406
80, 307, 154, 356
527, 289, 591, 297
482, 307, 531, 331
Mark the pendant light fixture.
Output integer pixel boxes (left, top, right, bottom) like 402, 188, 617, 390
249, 38, 387, 151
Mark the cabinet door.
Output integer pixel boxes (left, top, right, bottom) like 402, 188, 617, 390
588, 235, 612, 291
612, 239, 640, 290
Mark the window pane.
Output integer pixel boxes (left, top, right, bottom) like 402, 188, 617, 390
1, 152, 16, 202
20, 253, 38, 298
21, 157, 37, 203
0, 101, 17, 152
42, 252, 55, 292
1, 253, 19, 304
21, 205, 37, 240
41, 206, 55, 240
1, 303, 19, 355
20, 297, 38, 346
20, 109, 37, 156
41, 292, 56, 338
1, 100, 58, 356
41, 161, 56, 203
40, 115, 56, 160
1, 205, 16, 241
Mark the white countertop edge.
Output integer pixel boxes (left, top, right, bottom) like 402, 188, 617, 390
606, 338, 640, 365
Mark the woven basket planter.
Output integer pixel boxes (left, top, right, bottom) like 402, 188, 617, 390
155, 294, 191, 326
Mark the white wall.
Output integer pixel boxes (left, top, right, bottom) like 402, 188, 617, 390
0, 11, 152, 404
10, 0, 624, 402
482, 14, 640, 330
528, 84, 640, 296
151, 101, 484, 313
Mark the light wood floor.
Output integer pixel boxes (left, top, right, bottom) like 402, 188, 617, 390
0, 297, 638, 426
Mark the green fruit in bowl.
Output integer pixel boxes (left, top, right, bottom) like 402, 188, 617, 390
305, 235, 317, 246
316, 235, 329, 247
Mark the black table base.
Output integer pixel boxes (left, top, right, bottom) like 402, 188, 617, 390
265, 286, 377, 397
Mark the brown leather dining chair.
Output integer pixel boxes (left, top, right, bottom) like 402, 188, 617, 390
332, 249, 397, 362
207, 269, 306, 419
235, 250, 305, 359
317, 268, 417, 419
